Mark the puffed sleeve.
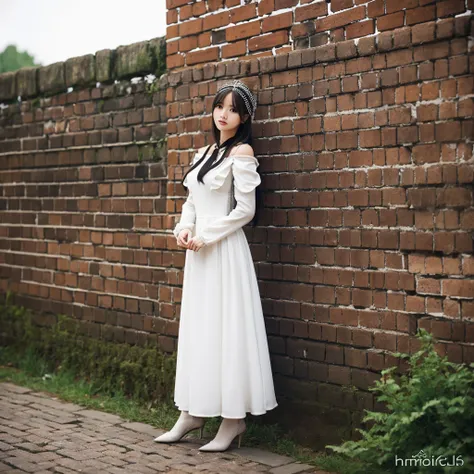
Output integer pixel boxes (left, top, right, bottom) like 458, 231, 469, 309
172, 155, 198, 239
196, 155, 261, 246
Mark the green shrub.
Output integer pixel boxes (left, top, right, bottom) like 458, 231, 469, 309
326, 329, 474, 473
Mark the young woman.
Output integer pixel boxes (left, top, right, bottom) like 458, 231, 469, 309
154, 80, 278, 452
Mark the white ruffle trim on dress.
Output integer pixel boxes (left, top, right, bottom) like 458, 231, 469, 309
174, 154, 261, 244
208, 155, 261, 192
183, 153, 260, 191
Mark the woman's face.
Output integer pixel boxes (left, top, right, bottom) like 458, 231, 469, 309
213, 92, 242, 131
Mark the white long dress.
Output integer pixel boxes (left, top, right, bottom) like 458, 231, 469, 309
172, 148, 278, 419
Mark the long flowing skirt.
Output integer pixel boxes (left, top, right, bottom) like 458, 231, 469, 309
173, 226, 278, 418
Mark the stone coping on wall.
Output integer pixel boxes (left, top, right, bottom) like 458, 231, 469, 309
0, 36, 166, 102
2, 15, 472, 104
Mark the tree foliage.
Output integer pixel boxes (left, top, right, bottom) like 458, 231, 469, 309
0, 44, 40, 73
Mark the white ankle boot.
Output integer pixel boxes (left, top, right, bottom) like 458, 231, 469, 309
198, 418, 246, 452
154, 411, 206, 443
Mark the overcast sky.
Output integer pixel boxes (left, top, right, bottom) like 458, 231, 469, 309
0, 0, 167, 67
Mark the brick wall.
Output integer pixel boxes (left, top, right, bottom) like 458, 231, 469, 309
165, 1, 474, 446
166, 0, 473, 70
0, 38, 177, 351
1, 0, 474, 449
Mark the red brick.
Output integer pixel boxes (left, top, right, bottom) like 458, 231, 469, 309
229, 3, 257, 23
368, 0, 384, 18
186, 47, 219, 65
389, 106, 412, 125
417, 278, 441, 295
360, 129, 381, 147
437, 0, 465, 17
352, 328, 373, 347
347, 19, 375, 39
443, 280, 474, 298
326, 345, 344, 364
222, 40, 247, 58
374, 332, 397, 351
308, 361, 328, 381
413, 143, 440, 164
330, 308, 358, 326
262, 11, 293, 33
435, 122, 462, 141
353, 289, 372, 307
386, 0, 418, 14
406, 5, 436, 26
332, 0, 354, 12
295, 1, 328, 22
328, 365, 351, 385
315, 285, 336, 304
436, 188, 471, 208
463, 257, 474, 276
414, 42, 450, 62
226, 19, 261, 41
315, 6, 366, 32
377, 11, 404, 31
351, 368, 380, 390
345, 347, 368, 368
248, 30, 288, 51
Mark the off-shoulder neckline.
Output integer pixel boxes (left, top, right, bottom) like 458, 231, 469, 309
195, 152, 256, 159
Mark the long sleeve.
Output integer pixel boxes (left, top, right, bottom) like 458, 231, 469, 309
173, 151, 198, 240
196, 155, 261, 246
172, 188, 196, 239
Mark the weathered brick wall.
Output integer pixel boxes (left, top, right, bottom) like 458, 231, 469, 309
166, 0, 473, 70
0, 38, 177, 350
165, 1, 474, 447
1, 1, 474, 449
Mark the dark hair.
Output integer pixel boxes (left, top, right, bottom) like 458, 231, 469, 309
181, 87, 262, 227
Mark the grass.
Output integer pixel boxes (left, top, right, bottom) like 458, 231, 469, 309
0, 346, 378, 474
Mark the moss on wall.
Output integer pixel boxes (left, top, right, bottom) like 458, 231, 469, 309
0, 291, 177, 406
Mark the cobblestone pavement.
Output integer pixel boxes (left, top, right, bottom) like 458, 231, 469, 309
0, 383, 329, 474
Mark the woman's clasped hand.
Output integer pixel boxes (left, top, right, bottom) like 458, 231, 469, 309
177, 229, 205, 252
